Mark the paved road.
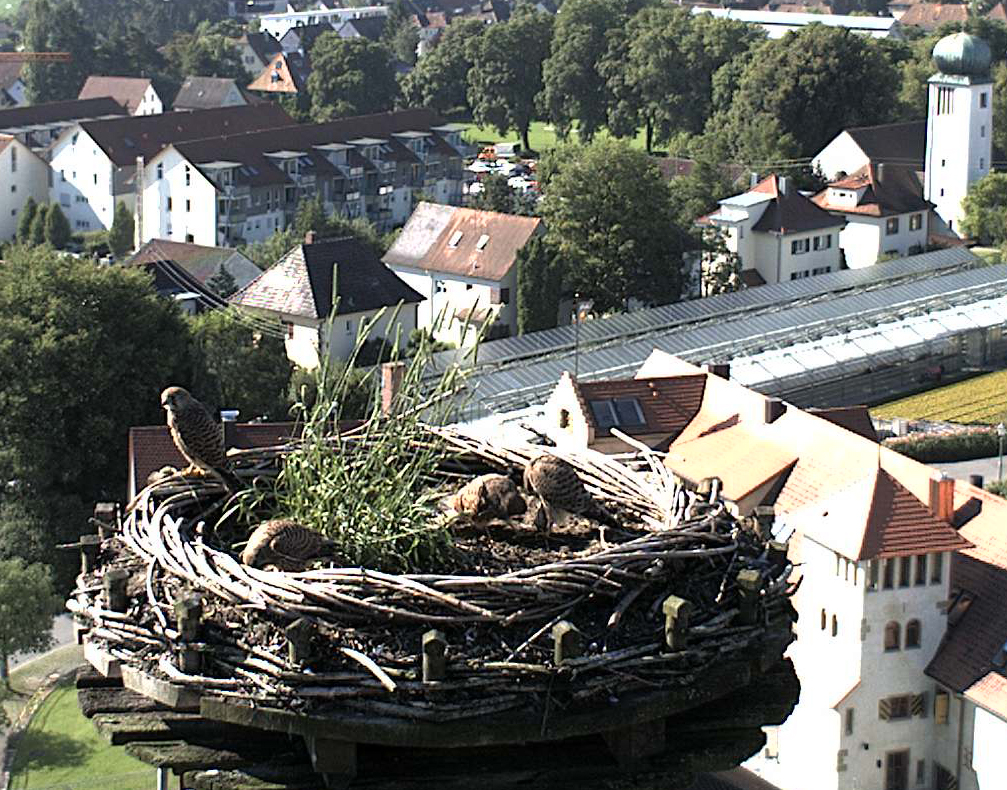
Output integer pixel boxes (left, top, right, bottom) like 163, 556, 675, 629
8, 615, 74, 672
933, 455, 1005, 485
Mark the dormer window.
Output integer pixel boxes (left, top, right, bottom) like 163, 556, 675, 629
589, 398, 645, 429
475, 234, 489, 251
448, 230, 463, 248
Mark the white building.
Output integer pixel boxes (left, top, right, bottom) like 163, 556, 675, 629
691, 8, 904, 39
811, 163, 930, 268
0, 134, 49, 241
47, 104, 293, 234
232, 234, 423, 367
258, 5, 386, 40
924, 32, 994, 235
699, 174, 845, 286
0, 62, 27, 108
78, 76, 164, 116
384, 202, 543, 345
813, 121, 926, 182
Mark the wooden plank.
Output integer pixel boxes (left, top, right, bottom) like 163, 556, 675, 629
201, 660, 752, 749
78, 686, 172, 718
122, 664, 201, 711
84, 641, 122, 679
125, 740, 250, 773
91, 712, 214, 745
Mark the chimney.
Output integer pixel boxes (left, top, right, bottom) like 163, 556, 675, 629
749, 172, 759, 188
876, 163, 885, 184
764, 397, 786, 424
929, 473, 955, 523
777, 176, 788, 195
381, 361, 406, 415
220, 409, 239, 450
305, 230, 316, 245
969, 474, 984, 489
134, 155, 144, 252
704, 362, 731, 380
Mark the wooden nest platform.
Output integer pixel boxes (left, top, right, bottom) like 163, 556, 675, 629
69, 428, 800, 789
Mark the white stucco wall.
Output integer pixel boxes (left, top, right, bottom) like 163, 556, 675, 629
0, 138, 49, 241
136, 86, 164, 116
970, 705, 1007, 790
325, 304, 419, 362
839, 212, 928, 269
925, 79, 993, 234
813, 132, 869, 182
49, 128, 117, 232
140, 148, 218, 246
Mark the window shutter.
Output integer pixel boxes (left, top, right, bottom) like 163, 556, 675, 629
912, 692, 927, 718
934, 690, 950, 724
878, 697, 892, 721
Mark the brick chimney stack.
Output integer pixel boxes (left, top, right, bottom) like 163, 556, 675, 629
929, 472, 955, 523
304, 230, 316, 245
381, 361, 406, 415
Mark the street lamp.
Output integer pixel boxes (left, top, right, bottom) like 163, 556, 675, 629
573, 295, 593, 378
998, 422, 1006, 482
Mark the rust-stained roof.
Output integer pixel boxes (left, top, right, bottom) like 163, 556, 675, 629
899, 2, 968, 29
248, 52, 310, 94
78, 76, 154, 114
383, 202, 542, 282
665, 423, 798, 503
575, 375, 707, 442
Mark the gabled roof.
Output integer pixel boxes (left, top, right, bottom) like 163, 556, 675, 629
812, 163, 930, 218
127, 239, 260, 291
248, 51, 311, 94
843, 120, 927, 168
280, 22, 335, 53
78, 76, 155, 114
748, 174, 845, 235
337, 16, 387, 41
241, 31, 283, 66
806, 406, 878, 442
383, 202, 542, 282
0, 96, 127, 130
173, 77, 247, 111
574, 375, 707, 442
75, 104, 295, 166
0, 62, 25, 93
898, 2, 968, 30
233, 237, 423, 320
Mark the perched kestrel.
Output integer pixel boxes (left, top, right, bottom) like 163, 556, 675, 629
449, 473, 527, 524
524, 454, 617, 531
241, 519, 336, 571
161, 386, 231, 482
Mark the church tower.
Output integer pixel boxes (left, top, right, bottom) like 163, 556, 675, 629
924, 32, 993, 235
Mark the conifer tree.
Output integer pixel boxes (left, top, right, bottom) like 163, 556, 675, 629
44, 204, 71, 250
516, 235, 565, 334
108, 201, 135, 257
29, 206, 47, 246
17, 197, 37, 243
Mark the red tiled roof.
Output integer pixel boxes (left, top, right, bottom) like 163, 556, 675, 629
807, 406, 878, 442
899, 2, 967, 29
812, 163, 929, 218
576, 375, 707, 441
78, 76, 153, 114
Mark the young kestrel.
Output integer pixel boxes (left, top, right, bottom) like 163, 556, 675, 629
241, 519, 336, 571
449, 473, 527, 524
524, 454, 617, 531
160, 386, 229, 479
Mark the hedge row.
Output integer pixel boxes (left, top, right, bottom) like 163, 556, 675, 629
883, 427, 1003, 463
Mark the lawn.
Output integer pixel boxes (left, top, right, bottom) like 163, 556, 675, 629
460, 120, 649, 154
8, 684, 156, 790
871, 369, 1007, 424
0, 0, 20, 20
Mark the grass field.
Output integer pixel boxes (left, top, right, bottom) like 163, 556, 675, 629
8, 684, 156, 790
871, 369, 1007, 424
460, 120, 649, 153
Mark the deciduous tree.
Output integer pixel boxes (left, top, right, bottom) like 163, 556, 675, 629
400, 18, 485, 114
541, 139, 687, 312
961, 172, 1007, 246
466, 8, 553, 153
23, 0, 94, 102
163, 30, 249, 82
0, 558, 62, 688
516, 235, 564, 333
307, 35, 399, 120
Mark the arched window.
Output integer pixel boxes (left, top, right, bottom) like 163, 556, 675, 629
558, 409, 570, 429
832, 614, 838, 637
821, 609, 827, 630
905, 620, 921, 649
884, 621, 901, 651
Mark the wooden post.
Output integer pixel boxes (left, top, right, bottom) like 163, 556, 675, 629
80, 534, 100, 574
422, 629, 446, 682
93, 502, 117, 540
552, 621, 583, 665
737, 569, 763, 625
178, 646, 201, 674
662, 595, 692, 651
286, 618, 314, 664
753, 505, 775, 539
767, 540, 788, 569
103, 568, 129, 613
305, 735, 357, 789
174, 595, 202, 641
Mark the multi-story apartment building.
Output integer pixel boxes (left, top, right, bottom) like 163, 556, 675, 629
0, 134, 49, 241
47, 105, 294, 234
139, 109, 469, 247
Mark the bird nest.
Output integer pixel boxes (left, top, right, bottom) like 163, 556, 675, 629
70, 426, 795, 721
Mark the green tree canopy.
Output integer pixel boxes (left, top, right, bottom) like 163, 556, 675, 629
17, 197, 37, 243
516, 235, 565, 333
28, 206, 46, 246
961, 172, 1007, 246
471, 174, 519, 214
109, 201, 135, 258
0, 558, 62, 687
400, 18, 486, 114
307, 35, 399, 120
713, 25, 900, 158
24, 0, 94, 102
0, 246, 201, 586
163, 30, 249, 82
381, 0, 420, 65
540, 0, 637, 142
44, 204, 71, 250
540, 138, 687, 312
466, 7, 554, 152
189, 310, 293, 421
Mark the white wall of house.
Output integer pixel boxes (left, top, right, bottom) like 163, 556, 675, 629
839, 212, 928, 269
749, 229, 842, 285
5, 78, 27, 107
258, 6, 386, 39
970, 705, 1007, 790
0, 138, 49, 241
389, 263, 515, 347
140, 149, 218, 246
813, 132, 869, 182
136, 85, 164, 116
49, 128, 117, 232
